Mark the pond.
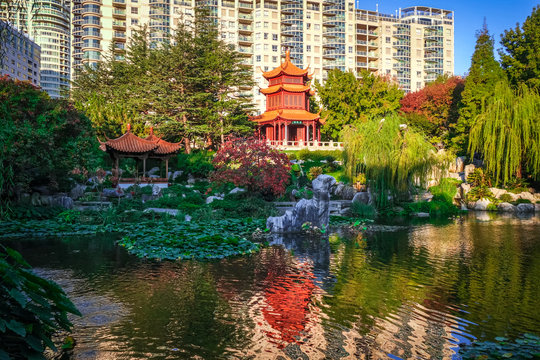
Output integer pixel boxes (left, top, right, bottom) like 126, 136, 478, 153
6, 213, 540, 359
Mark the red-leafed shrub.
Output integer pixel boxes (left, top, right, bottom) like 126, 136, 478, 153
210, 137, 291, 198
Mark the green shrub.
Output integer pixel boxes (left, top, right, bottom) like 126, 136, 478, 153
0, 246, 80, 358
429, 178, 460, 204
210, 193, 277, 218
499, 193, 513, 202
307, 166, 323, 180
467, 186, 494, 202
486, 203, 498, 211
57, 210, 82, 224
506, 177, 529, 193
9, 206, 64, 220
467, 168, 491, 187
287, 152, 297, 160
350, 202, 376, 218
515, 198, 531, 204
297, 149, 343, 162
404, 200, 458, 217
176, 150, 214, 178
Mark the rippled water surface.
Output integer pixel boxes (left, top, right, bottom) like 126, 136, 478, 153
8, 214, 540, 359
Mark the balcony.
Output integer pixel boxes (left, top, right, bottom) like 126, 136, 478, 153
238, 34, 253, 45
238, 13, 252, 22
113, 43, 125, 52
112, 0, 126, 7
113, 8, 126, 18
238, 24, 253, 33
112, 20, 126, 29
237, 45, 253, 56
113, 31, 126, 41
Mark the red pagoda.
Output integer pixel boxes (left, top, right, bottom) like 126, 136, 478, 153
251, 50, 325, 146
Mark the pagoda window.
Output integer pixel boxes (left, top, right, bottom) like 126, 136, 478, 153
269, 77, 282, 86
284, 76, 303, 84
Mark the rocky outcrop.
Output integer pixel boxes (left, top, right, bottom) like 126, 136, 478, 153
474, 198, 491, 211
498, 202, 516, 213
516, 203, 535, 213
267, 175, 336, 233
352, 192, 370, 205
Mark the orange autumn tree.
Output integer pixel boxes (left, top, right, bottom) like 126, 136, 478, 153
400, 76, 464, 150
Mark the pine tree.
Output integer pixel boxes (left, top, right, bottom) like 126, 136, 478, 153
499, 6, 540, 90
452, 22, 504, 155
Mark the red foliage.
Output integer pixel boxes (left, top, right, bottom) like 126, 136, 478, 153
401, 76, 465, 126
210, 137, 291, 197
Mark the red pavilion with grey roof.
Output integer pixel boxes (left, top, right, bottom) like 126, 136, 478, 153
250, 50, 324, 146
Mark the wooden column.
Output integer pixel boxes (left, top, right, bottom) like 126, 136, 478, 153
165, 158, 169, 180
285, 122, 289, 145
312, 122, 316, 144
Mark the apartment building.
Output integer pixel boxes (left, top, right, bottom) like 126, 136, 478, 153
68, 0, 453, 112
0, 20, 41, 86
1, 0, 71, 98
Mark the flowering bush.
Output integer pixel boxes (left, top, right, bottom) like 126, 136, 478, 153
210, 137, 291, 198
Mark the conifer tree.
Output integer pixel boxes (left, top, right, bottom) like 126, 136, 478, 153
499, 6, 540, 90
452, 22, 504, 155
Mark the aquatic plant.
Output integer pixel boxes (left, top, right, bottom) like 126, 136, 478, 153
0, 245, 80, 359
459, 334, 540, 360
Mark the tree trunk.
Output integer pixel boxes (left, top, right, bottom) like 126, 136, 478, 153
220, 116, 224, 145
183, 113, 191, 154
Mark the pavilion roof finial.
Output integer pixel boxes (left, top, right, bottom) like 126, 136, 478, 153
149, 126, 153, 135
127, 123, 131, 132
285, 48, 290, 62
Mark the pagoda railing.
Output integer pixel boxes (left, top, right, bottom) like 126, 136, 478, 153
266, 140, 344, 151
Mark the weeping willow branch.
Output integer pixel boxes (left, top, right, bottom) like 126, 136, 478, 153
343, 115, 442, 208
468, 81, 540, 185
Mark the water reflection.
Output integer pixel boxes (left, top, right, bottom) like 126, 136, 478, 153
7, 214, 540, 359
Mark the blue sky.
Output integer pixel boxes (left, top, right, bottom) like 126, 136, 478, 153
357, 1, 538, 75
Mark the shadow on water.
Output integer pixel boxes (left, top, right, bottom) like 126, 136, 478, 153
4, 214, 540, 359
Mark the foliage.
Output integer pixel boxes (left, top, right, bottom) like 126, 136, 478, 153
467, 186, 494, 202
72, 12, 254, 148
0, 77, 100, 218
307, 167, 323, 181
467, 168, 492, 188
176, 150, 215, 178
0, 246, 80, 359
210, 137, 290, 198
486, 203, 498, 211
506, 177, 530, 193
314, 70, 403, 140
296, 149, 343, 162
343, 115, 441, 208
499, 6, 540, 90
349, 202, 376, 218
459, 333, 540, 360
404, 200, 459, 217
209, 193, 277, 219
455, 23, 505, 155
515, 198, 531, 204
7, 206, 64, 220
400, 75, 464, 147
500, 193, 513, 202
468, 81, 540, 185
56, 210, 82, 224
429, 178, 461, 205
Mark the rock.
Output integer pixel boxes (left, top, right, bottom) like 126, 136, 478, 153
474, 198, 491, 211
103, 187, 124, 198
498, 202, 516, 213
456, 156, 466, 173
460, 183, 471, 196
535, 203, 540, 213
472, 158, 483, 167
517, 192, 535, 202
333, 183, 345, 197
414, 212, 430, 218
141, 194, 158, 202
490, 188, 507, 199
229, 187, 246, 195
516, 203, 535, 213
147, 167, 160, 176
19, 193, 31, 204
340, 185, 356, 200
40, 195, 53, 206
144, 208, 179, 216
267, 174, 336, 233
185, 214, 192, 222
32, 185, 52, 195
448, 172, 465, 182
206, 195, 223, 204
172, 171, 183, 180
187, 174, 196, 184
69, 184, 87, 200
51, 195, 74, 209
352, 192, 370, 205
149, 174, 160, 178
31, 192, 41, 206
464, 164, 476, 181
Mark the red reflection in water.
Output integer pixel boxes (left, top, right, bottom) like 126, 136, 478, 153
261, 262, 316, 348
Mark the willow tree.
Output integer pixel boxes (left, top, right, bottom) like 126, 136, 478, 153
469, 81, 540, 185
343, 115, 440, 208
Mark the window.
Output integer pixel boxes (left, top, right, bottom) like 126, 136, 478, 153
306, 12, 311, 19
131, 19, 139, 24
386, 36, 390, 43
314, 24, 320, 30
264, 44, 269, 51
272, 34, 278, 41
348, 46, 352, 53
306, 45, 311, 52
417, 71, 421, 77
416, 28, 421, 35
131, 7, 138, 14
264, 32, 268, 39
255, 32, 261, 40
264, 21, 269, 28
272, 45, 278, 52
256, 55, 261, 62
272, 56, 277, 62
306, 23, 311, 30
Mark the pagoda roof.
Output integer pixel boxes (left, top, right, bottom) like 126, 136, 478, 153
262, 50, 311, 80
145, 128, 183, 155
250, 109, 325, 124
260, 84, 314, 95
99, 125, 182, 156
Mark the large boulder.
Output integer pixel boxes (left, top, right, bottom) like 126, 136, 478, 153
516, 203, 535, 213
51, 195, 74, 209
267, 174, 336, 233
535, 203, 540, 213
206, 195, 224, 204
340, 185, 356, 200
333, 183, 345, 197
464, 164, 476, 181
69, 184, 87, 200
498, 202, 516, 213
352, 192, 370, 205
517, 192, 535, 202
490, 188, 507, 199
103, 187, 124, 198
229, 187, 246, 195
460, 183, 471, 196
474, 198, 491, 211
147, 167, 160, 176
172, 170, 183, 180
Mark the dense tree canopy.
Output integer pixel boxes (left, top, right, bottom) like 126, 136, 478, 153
400, 75, 464, 149
0, 76, 99, 217
314, 70, 403, 140
72, 11, 254, 151
454, 23, 504, 155
499, 6, 540, 90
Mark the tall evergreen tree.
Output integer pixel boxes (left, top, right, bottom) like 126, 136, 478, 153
453, 22, 504, 155
499, 6, 540, 89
